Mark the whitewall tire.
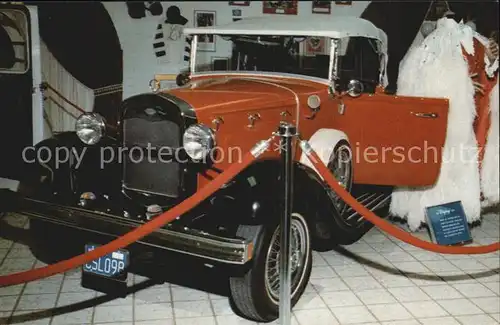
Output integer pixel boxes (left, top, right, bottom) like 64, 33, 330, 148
229, 213, 312, 322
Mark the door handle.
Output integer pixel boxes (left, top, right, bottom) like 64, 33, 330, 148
411, 112, 439, 118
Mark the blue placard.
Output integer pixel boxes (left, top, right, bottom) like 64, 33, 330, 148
425, 201, 472, 246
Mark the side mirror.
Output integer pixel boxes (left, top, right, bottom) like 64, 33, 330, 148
305, 95, 321, 119
346, 79, 364, 98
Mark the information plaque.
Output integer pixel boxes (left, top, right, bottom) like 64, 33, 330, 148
425, 201, 472, 246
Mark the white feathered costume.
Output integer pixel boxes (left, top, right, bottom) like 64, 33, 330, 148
390, 18, 499, 231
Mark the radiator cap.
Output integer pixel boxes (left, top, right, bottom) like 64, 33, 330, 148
78, 192, 97, 208
80, 192, 97, 200
146, 204, 163, 220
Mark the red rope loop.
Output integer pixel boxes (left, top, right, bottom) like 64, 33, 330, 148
41, 82, 87, 114
301, 140, 500, 255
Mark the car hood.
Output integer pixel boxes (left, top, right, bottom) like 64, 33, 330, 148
166, 76, 323, 114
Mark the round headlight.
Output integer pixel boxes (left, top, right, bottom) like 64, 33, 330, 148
183, 124, 215, 161
75, 113, 106, 145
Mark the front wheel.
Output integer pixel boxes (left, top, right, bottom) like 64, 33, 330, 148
229, 213, 312, 323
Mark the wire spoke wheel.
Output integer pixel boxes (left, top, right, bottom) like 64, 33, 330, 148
228, 212, 312, 322
264, 213, 310, 303
327, 143, 352, 215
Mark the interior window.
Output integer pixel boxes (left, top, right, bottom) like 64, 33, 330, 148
0, 9, 29, 73
199, 35, 331, 79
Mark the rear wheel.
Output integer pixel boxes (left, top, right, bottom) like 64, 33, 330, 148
229, 212, 312, 322
327, 140, 353, 215
313, 140, 376, 249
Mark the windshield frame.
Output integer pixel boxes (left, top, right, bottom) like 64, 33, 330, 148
188, 33, 385, 89
189, 34, 335, 82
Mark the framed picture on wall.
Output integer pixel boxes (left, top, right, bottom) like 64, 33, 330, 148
212, 57, 230, 71
335, 1, 352, 5
263, 1, 298, 15
305, 37, 326, 56
194, 10, 216, 52
232, 8, 243, 22
312, 0, 331, 14
229, 1, 250, 6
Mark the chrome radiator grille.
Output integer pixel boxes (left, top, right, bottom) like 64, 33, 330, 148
123, 117, 181, 197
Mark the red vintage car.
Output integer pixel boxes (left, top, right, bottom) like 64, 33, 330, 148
5, 15, 448, 322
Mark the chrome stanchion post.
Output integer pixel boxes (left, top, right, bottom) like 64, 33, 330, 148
278, 122, 297, 325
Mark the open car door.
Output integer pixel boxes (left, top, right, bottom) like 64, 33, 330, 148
329, 36, 449, 188
332, 94, 449, 187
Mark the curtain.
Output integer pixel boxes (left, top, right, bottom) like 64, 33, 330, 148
40, 40, 95, 136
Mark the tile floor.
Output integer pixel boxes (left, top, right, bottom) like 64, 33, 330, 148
0, 212, 499, 325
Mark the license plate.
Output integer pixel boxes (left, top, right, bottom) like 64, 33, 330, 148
83, 244, 129, 280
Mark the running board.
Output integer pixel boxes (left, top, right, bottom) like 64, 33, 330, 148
344, 189, 391, 223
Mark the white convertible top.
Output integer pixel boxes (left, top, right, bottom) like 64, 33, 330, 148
183, 15, 387, 50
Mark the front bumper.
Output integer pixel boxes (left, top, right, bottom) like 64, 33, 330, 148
6, 191, 254, 265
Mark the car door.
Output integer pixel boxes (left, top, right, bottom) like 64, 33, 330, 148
330, 93, 449, 187
0, 4, 33, 182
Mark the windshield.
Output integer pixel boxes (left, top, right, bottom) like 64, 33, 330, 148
193, 35, 332, 79
0, 9, 29, 74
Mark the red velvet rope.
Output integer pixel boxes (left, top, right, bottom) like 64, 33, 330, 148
0, 148, 262, 287
2, 135, 497, 287
303, 144, 500, 255
41, 82, 87, 114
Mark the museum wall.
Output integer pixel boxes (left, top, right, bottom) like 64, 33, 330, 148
103, 1, 370, 99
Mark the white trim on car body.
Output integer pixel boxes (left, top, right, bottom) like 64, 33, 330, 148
299, 129, 349, 180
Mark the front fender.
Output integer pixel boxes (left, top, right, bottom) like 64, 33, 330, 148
23, 132, 81, 194
214, 159, 338, 231
24, 132, 121, 200
299, 128, 349, 179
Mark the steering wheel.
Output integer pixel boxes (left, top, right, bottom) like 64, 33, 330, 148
337, 77, 378, 93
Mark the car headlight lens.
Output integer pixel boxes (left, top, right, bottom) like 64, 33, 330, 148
183, 124, 215, 161
75, 113, 106, 145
